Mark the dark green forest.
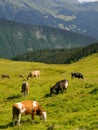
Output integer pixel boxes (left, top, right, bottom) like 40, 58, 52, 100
13, 42, 98, 64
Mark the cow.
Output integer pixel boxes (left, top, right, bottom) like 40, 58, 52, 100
71, 72, 84, 79
50, 79, 69, 95
21, 81, 29, 96
1, 74, 10, 79
12, 100, 47, 126
27, 70, 40, 80
19, 74, 24, 78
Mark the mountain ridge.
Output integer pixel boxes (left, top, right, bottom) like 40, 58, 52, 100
0, 0, 98, 39
0, 18, 97, 59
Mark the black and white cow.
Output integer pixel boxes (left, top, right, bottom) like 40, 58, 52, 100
71, 72, 84, 79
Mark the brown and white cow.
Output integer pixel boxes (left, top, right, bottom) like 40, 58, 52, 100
12, 100, 47, 126
27, 70, 40, 80
1, 74, 10, 79
21, 81, 29, 96
50, 79, 69, 95
19, 74, 24, 78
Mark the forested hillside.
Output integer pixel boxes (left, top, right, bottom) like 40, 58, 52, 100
0, 19, 96, 59
13, 42, 98, 64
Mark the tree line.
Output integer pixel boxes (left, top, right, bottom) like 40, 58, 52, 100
12, 42, 98, 64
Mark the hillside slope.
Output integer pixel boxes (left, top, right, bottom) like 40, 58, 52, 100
13, 42, 98, 64
0, 53, 98, 129
0, 19, 96, 59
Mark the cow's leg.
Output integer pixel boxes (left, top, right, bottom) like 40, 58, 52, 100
38, 75, 40, 79
64, 88, 67, 93
60, 88, 63, 94
24, 91, 26, 96
12, 114, 17, 126
31, 113, 35, 123
27, 89, 29, 96
63, 87, 66, 93
26, 89, 29, 96
17, 113, 21, 126
24, 90, 28, 96
36, 76, 38, 80
56, 90, 59, 94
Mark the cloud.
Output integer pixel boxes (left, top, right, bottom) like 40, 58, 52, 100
78, 0, 98, 2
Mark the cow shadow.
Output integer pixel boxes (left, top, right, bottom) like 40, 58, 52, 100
0, 122, 13, 129
0, 120, 40, 129
21, 119, 40, 124
44, 93, 51, 98
7, 94, 21, 100
44, 93, 58, 98
89, 88, 98, 94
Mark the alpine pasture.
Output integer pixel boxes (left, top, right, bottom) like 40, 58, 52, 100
0, 53, 98, 130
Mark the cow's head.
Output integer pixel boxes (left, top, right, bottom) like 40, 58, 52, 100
40, 111, 47, 121
50, 86, 54, 95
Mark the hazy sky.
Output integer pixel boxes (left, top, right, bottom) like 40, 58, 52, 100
78, 0, 98, 2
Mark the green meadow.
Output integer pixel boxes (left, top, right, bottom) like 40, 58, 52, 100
0, 53, 98, 130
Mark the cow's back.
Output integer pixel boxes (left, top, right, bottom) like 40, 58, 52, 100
33, 70, 40, 76
28, 70, 40, 79
22, 82, 29, 89
22, 100, 39, 114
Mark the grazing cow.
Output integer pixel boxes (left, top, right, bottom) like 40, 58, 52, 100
21, 81, 29, 96
12, 100, 47, 126
50, 79, 69, 95
27, 70, 40, 80
1, 74, 10, 79
19, 74, 24, 78
71, 72, 84, 79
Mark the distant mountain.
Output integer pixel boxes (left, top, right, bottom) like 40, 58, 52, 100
0, 0, 98, 39
0, 19, 96, 59
13, 42, 98, 64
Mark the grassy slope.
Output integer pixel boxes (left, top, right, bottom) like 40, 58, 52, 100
0, 53, 98, 130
